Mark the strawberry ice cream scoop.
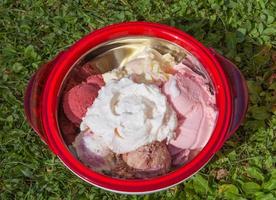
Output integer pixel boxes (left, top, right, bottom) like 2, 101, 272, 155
63, 83, 100, 124
163, 62, 218, 149
122, 141, 171, 176
77, 63, 102, 80
86, 74, 105, 87
64, 63, 102, 93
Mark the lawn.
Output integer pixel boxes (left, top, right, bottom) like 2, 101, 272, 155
0, 0, 275, 199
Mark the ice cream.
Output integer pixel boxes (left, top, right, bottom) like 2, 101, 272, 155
59, 110, 78, 145
73, 130, 115, 172
86, 74, 105, 87
76, 62, 102, 80
167, 144, 190, 166
63, 63, 102, 92
60, 49, 219, 179
80, 77, 178, 154
63, 83, 100, 124
163, 61, 218, 149
103, 47, 176, 85
122, 141, 171, 176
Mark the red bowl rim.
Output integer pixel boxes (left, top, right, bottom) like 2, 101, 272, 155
41, 22, 232, 193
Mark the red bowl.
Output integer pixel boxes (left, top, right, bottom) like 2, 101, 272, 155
24, 22, 248, 194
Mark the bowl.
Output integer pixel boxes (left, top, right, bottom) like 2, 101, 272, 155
24, 22, 248, 194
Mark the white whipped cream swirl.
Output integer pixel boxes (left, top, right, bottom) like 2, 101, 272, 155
80, 78, 177, 154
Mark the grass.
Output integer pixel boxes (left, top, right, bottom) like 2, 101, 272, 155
0, 0, 275, 199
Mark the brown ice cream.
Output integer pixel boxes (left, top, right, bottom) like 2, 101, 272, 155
122, 141, 171, 177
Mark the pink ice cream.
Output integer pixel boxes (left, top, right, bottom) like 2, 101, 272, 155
62, 74, 104, 125
76, 63, 102, 81
63, 63, 102, 93
163, 61, 218, 150
86, 74, 105, 87
63, 83, 100, 124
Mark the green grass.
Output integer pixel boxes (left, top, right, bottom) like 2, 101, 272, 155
0, 0, 275, 199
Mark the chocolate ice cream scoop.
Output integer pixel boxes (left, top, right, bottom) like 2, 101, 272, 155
122, 141, 171, 176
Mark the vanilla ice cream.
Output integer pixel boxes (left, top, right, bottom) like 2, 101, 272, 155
103, 47, 176, 85
80, 78, 177, 154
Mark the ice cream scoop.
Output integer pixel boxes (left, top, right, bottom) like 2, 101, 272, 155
103, 47, 176, 85
59, 110, 78, 145
86, 74, 105, 87
167, 144, 190, 166
163, 62, 218, 149
80, 78, 177, 154
73, 130, 115, 172
122, 141, 171, 176
77, 63, 102, 80
63, 63, 102, 92
63, 83, 100, 124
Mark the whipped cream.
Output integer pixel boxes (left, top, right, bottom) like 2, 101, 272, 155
80, 78, 177, 154
103, 47, 176, 84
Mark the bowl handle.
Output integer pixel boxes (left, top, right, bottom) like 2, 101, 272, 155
24, 51, 66, 153
209, 48, 248, 144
